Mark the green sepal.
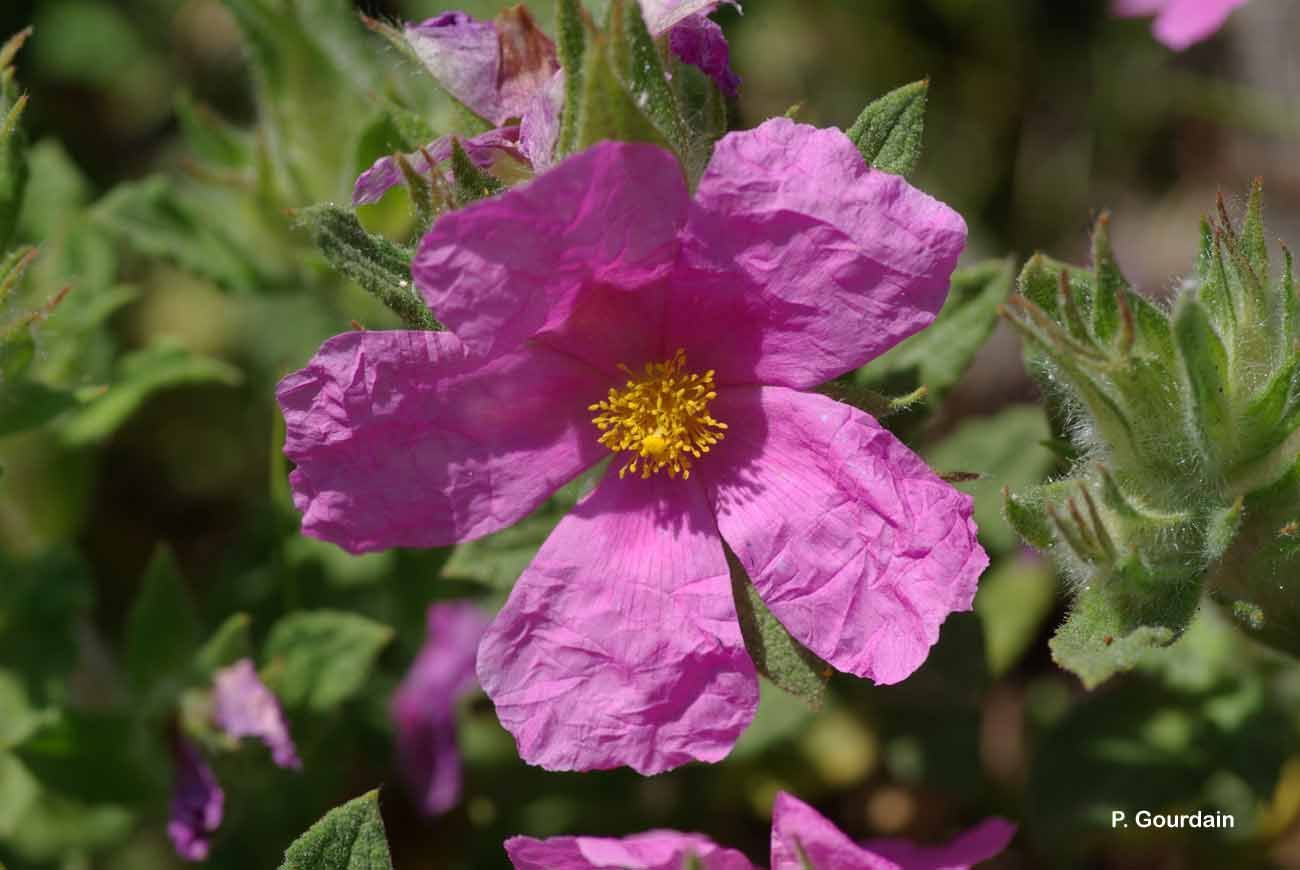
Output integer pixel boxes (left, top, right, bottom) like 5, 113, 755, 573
394, 152, 439, 229
1173, 297, 1235, 463
278, 789, 394, 870
1089, 213, 1130, 347
607, 0, 687, 152
845, 79, 927, 177
295, 203, 437, 330
449, 138, 503, 206
575, 31, 666, 151
1003, 485, 1056, 551
729, 553, 829, 709
554, 0, 589, 159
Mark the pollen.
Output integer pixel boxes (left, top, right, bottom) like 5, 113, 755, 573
589, 349, 727, 480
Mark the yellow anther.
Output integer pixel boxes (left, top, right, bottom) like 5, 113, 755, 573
589, 349, 727, 480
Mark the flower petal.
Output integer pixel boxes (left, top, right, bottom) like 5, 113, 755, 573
698, 387, 987, 685
519, 70, 565, 170
770, 792, 899, 870
392, 602, 489, 816
405, 13, 504, 123
278, 330, 607, 553
506, 831, 756, 870
351, 127, 524, 207
412, 141, 687, 366
494, 5, 560, 123
212, 659, 300, 769
668, 15, 741, 97
640, 0, 739, 35
669, 117, 966, 389
1151, 0, 1246, 50
168, 735, 224, 863
863, 817, 1017, 870
477, 471, 758, 774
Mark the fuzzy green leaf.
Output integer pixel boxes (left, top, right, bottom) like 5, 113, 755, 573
296, 203, 436, 330
554, 0, 588, 158
278, 790, 393, 870
861, 258, 1015, 401
846, 79, 927, 177
608, 0, 687, 151
575, 33, 666, 151
264, 611, 393, 712
123, 546, 199, 700
449, 138, 503, 206
60, 341, 243, 446
730, 555, 828, 709
1173, 298, 1234, 463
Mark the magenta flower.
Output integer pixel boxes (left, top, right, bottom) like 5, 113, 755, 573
354, 2, 742, 204
212, 658, 301, 769
1112, 0, 1248, 50
391, 601, 489, 815
281, 117, 986, 774
506, 791, 1016, 869
168, 734, 224, 862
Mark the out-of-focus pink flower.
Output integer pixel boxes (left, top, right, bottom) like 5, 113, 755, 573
167, 735, 224, 862
505, 791, 1016, 869
353, 2, 742, 203
282, 117, 985, 774
212, 658, 300, 770
1112, 0, 1248, 50
392, 601, 489, 816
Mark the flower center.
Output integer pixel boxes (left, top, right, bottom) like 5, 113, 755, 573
589, 349, 727, 480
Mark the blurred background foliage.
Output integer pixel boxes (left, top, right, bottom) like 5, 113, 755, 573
0, 0, 1299, 868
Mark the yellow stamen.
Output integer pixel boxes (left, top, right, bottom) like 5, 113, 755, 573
588, 349, 727, 480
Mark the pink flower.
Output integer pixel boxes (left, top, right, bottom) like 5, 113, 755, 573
505, 791, 1016, 869
354, 2, 742, 204
1113, 0, 1248, 50
168, 734, 224, 862
212, 658, 301, 769
391, 601, 489, 816
280, 117, 986, 774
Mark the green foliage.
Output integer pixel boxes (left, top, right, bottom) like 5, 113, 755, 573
846, 79, 928, 177
194, 614, 254, 678
123, 546, 200, 701
859, 258, 1016, 403
264, 611, 394, 712
278, 790, 393, 870
0, 29, 30, 251
730, 556, 829, 709
1004, 186, 1300, 684
449, 138, 504, 205
973, 555, 1057, 677
296, 204, 436, 330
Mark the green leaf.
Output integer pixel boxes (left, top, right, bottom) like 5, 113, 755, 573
0, 379, 78, 437
860, 258, 1016, 402
296, 203, 436, 330
974, 555, 1057, 677
922, 405, 1056, 553
846, 79, 928, 177
264, 611, 394, 712
0, 669, 52, 750
0, 29, 30, 252
278, 789, 393, 870
0, 788, 133, 864
194, 613, 253, 678
60, 340, 243, 446
729, 555, 828, 709
0, 549, 93, 697
123, 546, 199, 700
91, 177, 270, 292
608, 0, 686, 152
175, 92, 252, 168
15, 712, 163, 804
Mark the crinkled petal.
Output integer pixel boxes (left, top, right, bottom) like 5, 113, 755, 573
640, 0, 739, 35
506, 831, 756, 870
405, 13, 503, 123
863, 818, 1017, 870
669, 117, 966, 389
494, 5, 560, 122
413, 142, 687, 367
698, 387, 987, 685
1151, 0, 1246, 50
477, 470, 758, 775
168, 735, 225, 862
352, 127, 524, 207
392, 602, 489, 816
278, 330, 606, 553
770, 792, 901, 870
668, 15, 741, 97
519, 70, 564, 171
212, 659, 300, 769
